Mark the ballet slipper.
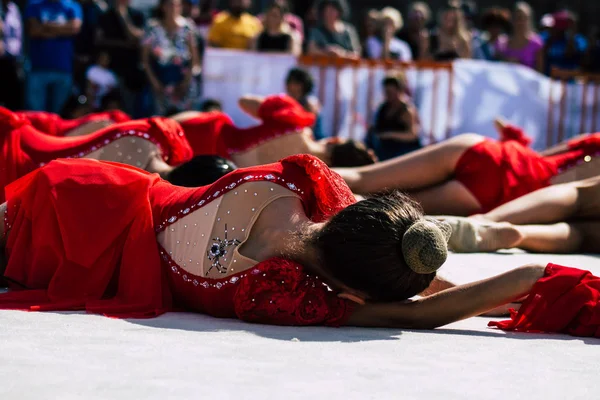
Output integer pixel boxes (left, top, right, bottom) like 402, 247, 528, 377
435, 216, 480, 253
434, 217, 522, 253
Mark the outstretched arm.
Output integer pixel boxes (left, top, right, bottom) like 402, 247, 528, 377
346, 264, 545, 329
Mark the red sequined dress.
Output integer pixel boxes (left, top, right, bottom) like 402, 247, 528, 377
0, 154, 356, 326
179, 95, 316, 160
0, 108, 192, 202
16, 110, 131, 136
454, 124, 600, 213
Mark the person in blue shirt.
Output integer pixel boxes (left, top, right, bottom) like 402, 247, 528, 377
25, 0, 82, 113
539, 10, 587, 76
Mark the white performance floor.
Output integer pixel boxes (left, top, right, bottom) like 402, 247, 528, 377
1, 251, 600, 400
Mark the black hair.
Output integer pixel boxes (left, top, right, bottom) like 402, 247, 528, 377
165, 156, 237, 187
311, 192, 437, 302
316, 0, 349, 20
286, 67, 315, 96
481, 7, 512, 32
266, 0, 288, 15
201, 99, 223, 112
329, 140, 376, 167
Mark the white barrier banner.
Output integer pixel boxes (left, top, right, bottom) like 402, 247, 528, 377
202, 48, 297, 127
202, 49, 600, 150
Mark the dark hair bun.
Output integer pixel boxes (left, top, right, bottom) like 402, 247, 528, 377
401, 220, 451, 274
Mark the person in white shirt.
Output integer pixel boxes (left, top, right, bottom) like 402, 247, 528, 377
366, 7, 412, 62
86, 51, 118, 110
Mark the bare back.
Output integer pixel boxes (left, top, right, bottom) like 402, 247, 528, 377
231, 131, 312, 168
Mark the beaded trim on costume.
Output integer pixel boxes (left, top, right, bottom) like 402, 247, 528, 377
155, 172, 305, 287
37, 129, 171, 168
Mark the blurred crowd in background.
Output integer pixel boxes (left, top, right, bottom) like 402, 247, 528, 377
0, 0, 598, 120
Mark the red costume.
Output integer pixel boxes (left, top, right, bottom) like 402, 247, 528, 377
16, 110, 131, 136
454, 125, 600, 213
179, 95, 316, 158
0, 108, 192, 202
0, 154, 356, 326
491, 264, 600, 338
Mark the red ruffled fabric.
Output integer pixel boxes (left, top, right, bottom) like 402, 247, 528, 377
489, 264, 600, 337
218, 95, 316, 157
16, 110, 131, 136
1, 154, 357, 324
499, 123, 532, 147
177, 111, 234, 157
2, 159, 172, 318
454, 140, 558, 213
234, 258, 354, 327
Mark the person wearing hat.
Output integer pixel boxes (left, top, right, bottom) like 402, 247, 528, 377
540, 9, 588, 75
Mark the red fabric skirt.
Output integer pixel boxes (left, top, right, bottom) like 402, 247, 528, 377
454, 140, 557, 213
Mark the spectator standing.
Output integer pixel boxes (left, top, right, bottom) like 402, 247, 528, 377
142, 0, 201, 115
396, 2, 430, 61
25, 0, 82, 113
86, 51, 118, 109
359, 9, 379, 59
427, 3, 472, 61
0, 0, 23, 110
96, 0, 146, 117
366, 7, 412, 61
496, 2, 542, 70
540, 10, 588, 75
207, 0, 261, 50
251, 1, 299, 54
306, 0, 360, 58
370, 72, 421, 160
284, 67, 324, 139
473, 8, 511, 61
257, 0, 303, 44
195, 0, 218, 39
73, 0, 106, 92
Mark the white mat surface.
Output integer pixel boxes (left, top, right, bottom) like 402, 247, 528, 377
2, 252, 600, 400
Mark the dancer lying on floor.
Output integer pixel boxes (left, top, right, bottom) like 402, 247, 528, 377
0, 155, 599, 338
334, 120, 600, 216
16, 109, 131, 137
173, 94, 377, 168
439, 175, 600, 254
0, 108, 235, 201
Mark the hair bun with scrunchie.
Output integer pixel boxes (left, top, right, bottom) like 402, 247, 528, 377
401, 219, 452, 274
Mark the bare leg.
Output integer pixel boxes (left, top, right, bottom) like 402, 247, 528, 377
334, 134, 485, 194
515, 222, 600, 254
482, 176, 600, 225
410, 180, 482, 216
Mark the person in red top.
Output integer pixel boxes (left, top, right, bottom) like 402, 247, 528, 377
0, 107, 235, 202
0, 154, 599, 338
16, 109, 131, 137
174, 94, 377, 168
335, 118, 600, 216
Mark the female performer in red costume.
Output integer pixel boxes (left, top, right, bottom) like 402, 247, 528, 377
0, 154, 599, 338
334, 119, 600, 216
16, 110, 131, 137
173, 94, 377, 168
0, 108, 234, 202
